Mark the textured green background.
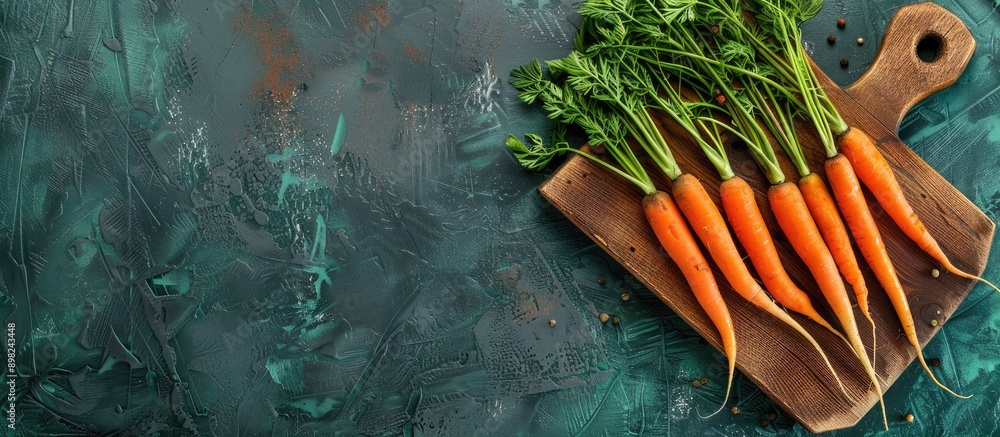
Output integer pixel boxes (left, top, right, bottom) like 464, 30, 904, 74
0, 0, 997, 435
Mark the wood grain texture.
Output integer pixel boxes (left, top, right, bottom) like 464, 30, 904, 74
538, 3, 993, 433
845, 3, 976, 132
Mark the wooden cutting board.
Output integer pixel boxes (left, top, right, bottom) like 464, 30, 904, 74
539, 3, 992, 433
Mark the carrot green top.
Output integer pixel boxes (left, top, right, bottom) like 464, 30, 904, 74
506, 0, 846, 185
573, 0, 798, 185
507, 58, 656, 195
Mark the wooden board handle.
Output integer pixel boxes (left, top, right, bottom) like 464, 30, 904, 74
844, 2, 975, 132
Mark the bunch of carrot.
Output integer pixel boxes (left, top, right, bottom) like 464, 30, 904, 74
506, 0, 995, 429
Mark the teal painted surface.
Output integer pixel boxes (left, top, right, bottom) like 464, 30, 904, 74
0, 0, 996, 435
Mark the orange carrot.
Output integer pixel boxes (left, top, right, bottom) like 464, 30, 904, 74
798, 173, 877, 364
672, 174, 848, 398
798, 174, 872, 317
826, 154, 970, 399
768, 180, 886, 423
702, 58, 883, 401
838, 127, 999, 293
508, 124, 741, 414
720, 177, 846, 343
644, 191, 736, 415
644, 63, 853, 399
651, 68, 850, 347
509, 54, 748, 415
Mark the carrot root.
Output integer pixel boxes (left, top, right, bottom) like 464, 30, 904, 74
938, 267, 1000, 295
798, 173, 874, 317
838, 127, 999, 294
798, 173, 879, 367
768, 181, 886, 409
827, 154, 968, 408
643, 191, 737, 416
720, 178, 847, 343
672, 174, 849, 400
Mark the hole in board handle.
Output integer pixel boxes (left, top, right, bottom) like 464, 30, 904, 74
917, 32, 944, 63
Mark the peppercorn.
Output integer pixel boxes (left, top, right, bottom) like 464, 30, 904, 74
905, 413, 915, 423
599, 313, 610, 323
840, 58, 849, 68
857, 37, 864, 46
827, 34, 836, 44
597, 276, 606, 285
837, 18, 846, 28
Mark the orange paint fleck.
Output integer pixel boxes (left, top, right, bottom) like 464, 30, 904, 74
401, 41, 426, 62
235, 10, 313, 105
356, 12, 372, 30
356, 1, 390, 31
372, 4, 390, 27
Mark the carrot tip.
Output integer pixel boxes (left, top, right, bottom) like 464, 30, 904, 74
916, 351, 971, 399
867, 313, 877, 375
942, 262, 1000, 294
965, 272, 1000, 294
698, 358, 735, 419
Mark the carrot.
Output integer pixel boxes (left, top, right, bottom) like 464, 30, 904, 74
672, 174, 848, 398
719, 89, 884, 412
826, 154, 970, 400
659, 62, 875, 405
838, 127, 1000, 293
798, 173, 877, 364
628, 40, 860, 401
768, 180, 886, 423
631, 44, 848, 347
720, 177, 847, 343
798, 174, 872, 317
644, 191, 737, 416
724, 0, 971, 408
506, 56, 741, 415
